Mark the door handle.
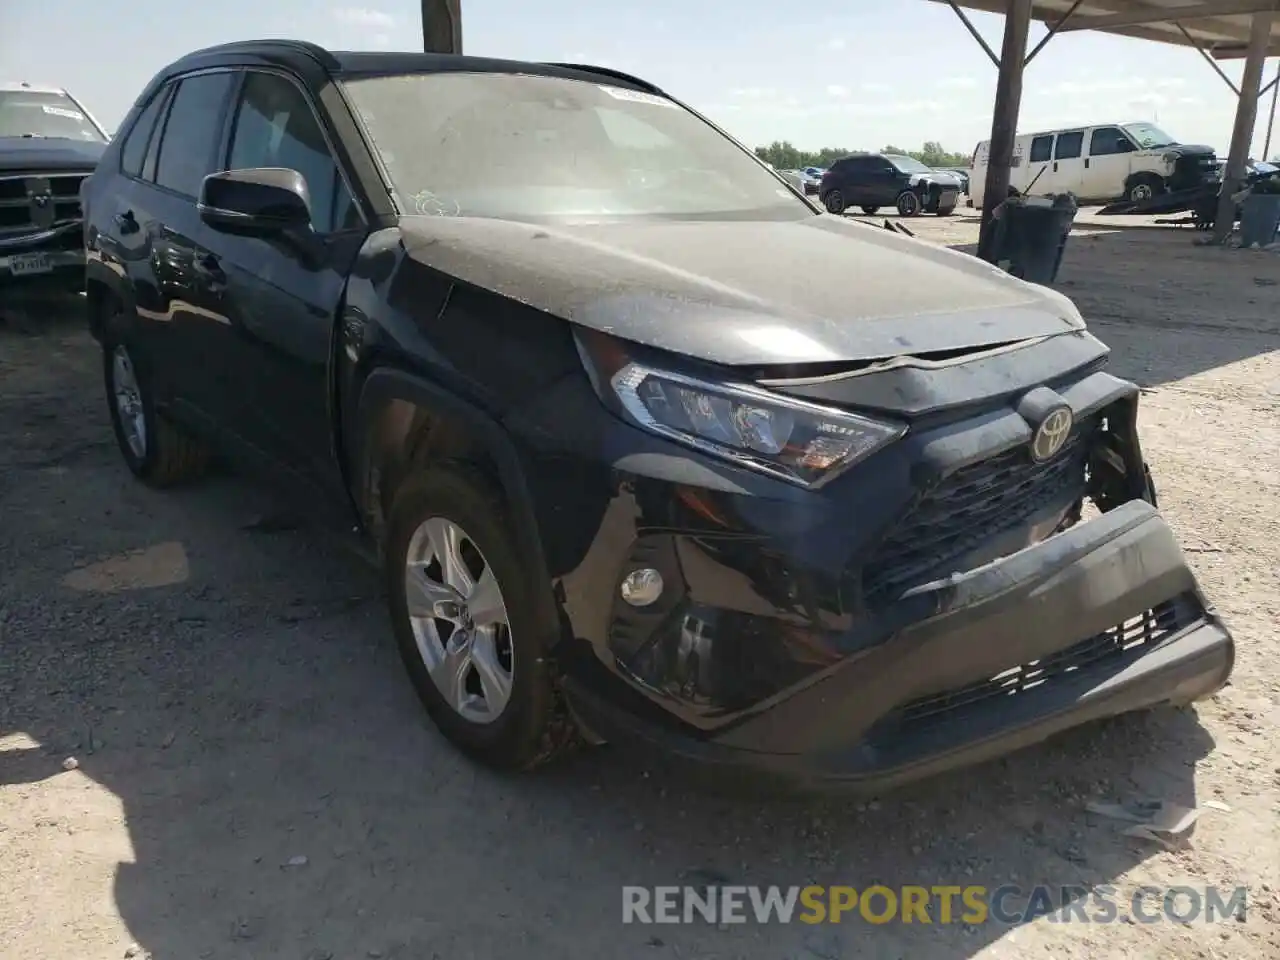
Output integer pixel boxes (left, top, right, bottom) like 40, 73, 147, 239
1085, 158, 1091, 168
1053, 162, 1059, 172
113, 210, 139, 235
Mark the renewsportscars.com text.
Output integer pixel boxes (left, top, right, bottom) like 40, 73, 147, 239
621, 885, 1249, 926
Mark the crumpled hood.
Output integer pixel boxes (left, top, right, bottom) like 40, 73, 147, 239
0, 136, 105, 173
910, 172, 961, 188
1164, 143, 1216, 157
399, 213, 1084, 366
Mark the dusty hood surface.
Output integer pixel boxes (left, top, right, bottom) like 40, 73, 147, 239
399, 213, 1084, 366
0, 137, 105, 172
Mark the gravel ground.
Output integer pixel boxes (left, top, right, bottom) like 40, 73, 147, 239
1, 213, 1278, 960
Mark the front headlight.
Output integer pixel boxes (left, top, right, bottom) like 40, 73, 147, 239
576, 330, 905, 488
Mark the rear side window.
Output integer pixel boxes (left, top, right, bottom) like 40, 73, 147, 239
1029, 136, 1052, 163
1054, 131, 1084, 160
120, 89, 166, 178
226, 71, 359, 233
154, 71, 235, 198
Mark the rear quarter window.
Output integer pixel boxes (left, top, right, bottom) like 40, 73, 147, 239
120, 90, 166, 178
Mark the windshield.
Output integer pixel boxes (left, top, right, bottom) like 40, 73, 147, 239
884, 154, 933, 174
0, 90, 106, 141
341, 72, 811, 222
1121, 122, 1176, 150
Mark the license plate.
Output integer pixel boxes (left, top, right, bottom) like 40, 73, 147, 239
8, 252, 53, 276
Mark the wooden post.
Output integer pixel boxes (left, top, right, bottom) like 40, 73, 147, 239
1213, 9, 1275, 242
977, 0, 1034, 262
421, 0, 463, 54
1264, 60, 1279, 159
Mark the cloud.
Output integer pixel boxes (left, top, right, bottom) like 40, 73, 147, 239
860, 81, 891, 94
825, 37, 847, 51
938, 76, 979, 90
332, 6, 395, 28
730, 87, 778, 101
1044, 75, 1186, 96
826, 84, 850, 98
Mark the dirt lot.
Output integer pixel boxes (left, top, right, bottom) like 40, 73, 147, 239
2, 212, 1278, 960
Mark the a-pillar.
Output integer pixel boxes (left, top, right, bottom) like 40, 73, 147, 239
1213, 8, 1276, 242
977, 0, 1034, 262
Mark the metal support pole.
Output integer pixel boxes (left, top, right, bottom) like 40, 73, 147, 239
977, 0, 1033, 262
421, 0, 463, 54
1213, 10, 1275, 242
1265, 62, 1279, 159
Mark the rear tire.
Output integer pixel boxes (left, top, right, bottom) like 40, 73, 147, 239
102, 326, 209, 487
860, 205, 880, 215
823, 190, 846, 214
385, 466, 577, 771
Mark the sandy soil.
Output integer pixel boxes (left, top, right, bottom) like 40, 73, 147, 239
1, 212, 1277, 960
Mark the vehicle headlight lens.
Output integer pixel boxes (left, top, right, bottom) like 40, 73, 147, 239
577, 331, 905, 487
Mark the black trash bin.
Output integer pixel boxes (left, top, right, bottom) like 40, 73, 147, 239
989, 193, 1078, 286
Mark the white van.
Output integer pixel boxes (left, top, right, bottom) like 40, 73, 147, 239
970, 122, 1219, 208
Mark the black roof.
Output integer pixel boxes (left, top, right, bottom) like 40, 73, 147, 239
162, 39, 661, 94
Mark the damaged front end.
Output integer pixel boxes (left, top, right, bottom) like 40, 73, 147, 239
548, 329, 1233, 790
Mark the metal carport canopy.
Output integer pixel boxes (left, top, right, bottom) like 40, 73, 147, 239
929, 1, 1279, 250
416, 1, 1276, 246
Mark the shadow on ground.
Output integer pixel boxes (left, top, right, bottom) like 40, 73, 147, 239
0, 310, 1223, 959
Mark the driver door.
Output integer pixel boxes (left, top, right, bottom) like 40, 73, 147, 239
1082, 126, 1135, 202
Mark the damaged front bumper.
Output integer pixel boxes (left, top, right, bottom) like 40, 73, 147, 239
565, 499, 1233, 791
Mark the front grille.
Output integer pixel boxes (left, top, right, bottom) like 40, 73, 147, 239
860, 426, 1092, 607
881, 593, 1203, 735
1170, 155, 1218, 192
0, 173, 87, 236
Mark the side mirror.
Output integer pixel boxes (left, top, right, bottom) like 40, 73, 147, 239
199, 168, 312, 235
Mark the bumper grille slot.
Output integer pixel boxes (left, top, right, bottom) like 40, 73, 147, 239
861, 427, 1091, 607
890, 593, 1203, 733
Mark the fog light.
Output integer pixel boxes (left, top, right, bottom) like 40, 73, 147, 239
620, 568, 664, 607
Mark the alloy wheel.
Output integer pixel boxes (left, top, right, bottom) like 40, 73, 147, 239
404, 517, 514, 724
111, 345, 147, 459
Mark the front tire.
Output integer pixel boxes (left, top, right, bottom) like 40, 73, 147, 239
896, 190, 921, 217
823, 190, 846, 214
385, 467, 576, 771
1127, 174, 1165, 204
102, 334, 209, 487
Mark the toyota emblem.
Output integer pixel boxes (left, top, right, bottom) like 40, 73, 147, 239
1031, 406, 1073, 462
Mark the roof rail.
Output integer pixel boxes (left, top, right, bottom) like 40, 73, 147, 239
545, 62, 663, 95
182, 39, 340, 70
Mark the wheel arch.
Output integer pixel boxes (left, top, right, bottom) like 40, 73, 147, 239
354, 368, 557, 629
1124, 170, 1165, 195
85, 258, 135, 342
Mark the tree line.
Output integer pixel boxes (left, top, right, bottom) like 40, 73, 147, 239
754, 140, 972, 170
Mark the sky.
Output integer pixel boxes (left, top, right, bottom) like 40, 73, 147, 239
3, 0, 1277, 158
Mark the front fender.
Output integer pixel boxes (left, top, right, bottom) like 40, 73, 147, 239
353, 366, 562, 639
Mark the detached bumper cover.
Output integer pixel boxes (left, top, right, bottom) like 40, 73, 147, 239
566, 500, 1233, 789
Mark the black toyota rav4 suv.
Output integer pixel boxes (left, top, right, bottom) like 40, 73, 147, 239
83, 41, 1233, 790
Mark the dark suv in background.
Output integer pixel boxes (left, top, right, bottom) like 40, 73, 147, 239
820, 153, 960, 217
82, 41, 1232, 791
